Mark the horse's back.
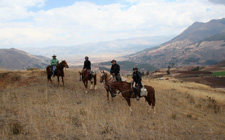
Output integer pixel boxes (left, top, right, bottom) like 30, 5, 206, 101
144, 85, 155, 93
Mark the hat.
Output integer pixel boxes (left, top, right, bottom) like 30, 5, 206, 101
52, 54, 56, 57
133, 67, 138, 70
111, 60, 116, 63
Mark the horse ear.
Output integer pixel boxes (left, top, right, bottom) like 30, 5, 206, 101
103, 70, 104, 73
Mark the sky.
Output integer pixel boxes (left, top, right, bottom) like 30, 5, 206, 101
0, 0, 225, 48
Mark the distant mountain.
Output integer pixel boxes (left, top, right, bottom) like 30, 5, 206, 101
0, 48, 50, 70
170, 18, 225, 43
22, 36, 174, 65
129, 18, 225, 68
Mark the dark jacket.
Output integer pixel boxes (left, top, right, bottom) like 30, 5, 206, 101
110, 63, 120, 75
83, 60, 91, 69
132, 71, 142, 84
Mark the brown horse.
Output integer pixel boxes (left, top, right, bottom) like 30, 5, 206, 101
46, 60, 69, 86
100, 71, 116, 100
79, 69, 97, 93
109, 81, 155, 114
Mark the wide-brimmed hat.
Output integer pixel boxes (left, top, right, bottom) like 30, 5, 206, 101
133, 67, 138, 70
52, 54, 56, 57
111, 60, 116, 63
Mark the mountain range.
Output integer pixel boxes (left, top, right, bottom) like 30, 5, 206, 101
0, 48, 50, 70
129, 18, 225, 68
22, 36, 174, 65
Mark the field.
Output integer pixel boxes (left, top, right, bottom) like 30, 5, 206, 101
213, 71, 225, 76
0, 70, 225, 140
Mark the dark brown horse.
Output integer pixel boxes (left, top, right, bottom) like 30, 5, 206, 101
79, 69, 97, 93
100, 71, 116, 100
46, 60, 69, 86
109, 81, 155, 114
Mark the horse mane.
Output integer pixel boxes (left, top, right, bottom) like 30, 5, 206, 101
60, 60, 66, 64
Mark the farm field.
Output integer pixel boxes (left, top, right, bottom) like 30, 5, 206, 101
0, 69, 225, 140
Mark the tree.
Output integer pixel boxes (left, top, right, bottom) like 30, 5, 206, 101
146, 71, 149, 76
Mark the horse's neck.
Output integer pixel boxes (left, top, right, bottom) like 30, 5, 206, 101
57, 64, 64, 70
113, 82, 130, 91
106, 73, 113, 83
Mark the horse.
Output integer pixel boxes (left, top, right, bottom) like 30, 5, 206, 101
100, 71, 116, 100
109, 81, 155, 114
46, 60, 69, 86
79, 69, 97, 93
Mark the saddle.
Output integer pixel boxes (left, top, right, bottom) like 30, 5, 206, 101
131, 82, 147, 97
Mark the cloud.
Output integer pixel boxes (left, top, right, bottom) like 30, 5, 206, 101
0, 0, 225, 48
209, 0, 225, 5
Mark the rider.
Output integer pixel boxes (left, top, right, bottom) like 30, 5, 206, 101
51, 54, 59, 77
83, 56, 92, 78
132, 67, 143, 100
110, 60, 121, 81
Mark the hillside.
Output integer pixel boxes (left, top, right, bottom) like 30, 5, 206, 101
0, 70, 224, 139
0, 48, 50, 70
129, 18, 225, 68
94, 61, 157, 74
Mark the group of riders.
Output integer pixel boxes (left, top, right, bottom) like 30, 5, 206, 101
50, 55, 143, 100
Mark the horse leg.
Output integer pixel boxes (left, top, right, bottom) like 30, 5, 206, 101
62, 76, 64, 86
125, 98, 132, 115
90, 80, 93, 89
48, 74, 53, 83
145, 95, 155, 113
85, 81, 88, 93
57, 76, 60, 85
106, 89, 109, 101
94, 76, 97, 90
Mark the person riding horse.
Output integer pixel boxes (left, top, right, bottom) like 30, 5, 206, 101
51, 54, 59, 77
110, 60, 121, 81
83, 56, 92, 79
132, 67, 143, 100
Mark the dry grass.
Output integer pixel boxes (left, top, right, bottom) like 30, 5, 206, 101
0, 70, 225, 140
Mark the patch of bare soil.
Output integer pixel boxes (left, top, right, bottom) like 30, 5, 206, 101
177, 76, 225, 88
177, 71, 212, 75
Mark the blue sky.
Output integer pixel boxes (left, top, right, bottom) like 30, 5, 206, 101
0, 0, 225, 48
30, 0, 120, 11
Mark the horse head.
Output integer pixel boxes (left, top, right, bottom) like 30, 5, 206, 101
100, 71, 107, 83
60, 60, 69, 68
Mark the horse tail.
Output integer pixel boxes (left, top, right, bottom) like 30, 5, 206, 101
46, 66, 52, 80
153, 88, 156, 106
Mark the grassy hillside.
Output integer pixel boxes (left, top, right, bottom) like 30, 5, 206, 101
204, 32, 225, 41
98, 61, 157, 72
0, 70, 225, 140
